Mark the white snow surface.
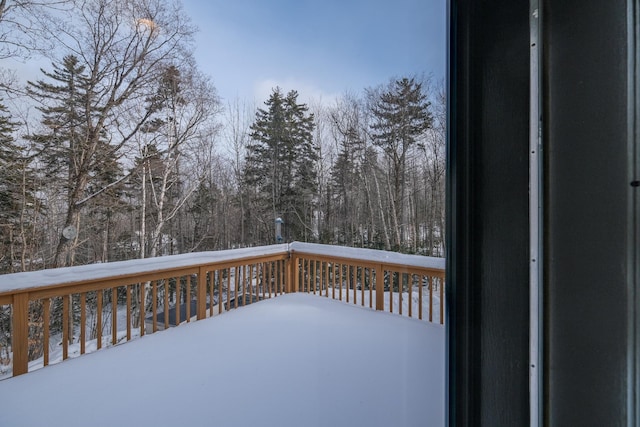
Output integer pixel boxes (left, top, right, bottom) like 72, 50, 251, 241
0, 294, 444, 427
289, 241, 446, 270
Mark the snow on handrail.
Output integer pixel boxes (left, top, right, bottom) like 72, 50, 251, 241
0, 244, 289, 294
289, 242, 446, 271
0, 243, 445, 295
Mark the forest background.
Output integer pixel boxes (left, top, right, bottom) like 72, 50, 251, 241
0, 0, 445, 275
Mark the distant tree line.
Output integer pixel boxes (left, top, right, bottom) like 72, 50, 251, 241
0, 0, 446, 279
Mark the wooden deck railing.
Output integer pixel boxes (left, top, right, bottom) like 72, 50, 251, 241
0, 243, 444, 378
289, 243, 445, 322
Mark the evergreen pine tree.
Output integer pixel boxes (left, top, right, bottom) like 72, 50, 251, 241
329, 125, 364, 245
243, 88, 318, 243
0, 101, 40, 273
27, 55, 102, 266
0, 102, 22, 243
370, 77, 432, 249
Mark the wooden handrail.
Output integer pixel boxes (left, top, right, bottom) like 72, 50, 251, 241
0, 243, 444, 379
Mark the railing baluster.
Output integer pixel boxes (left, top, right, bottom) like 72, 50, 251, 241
208, 272, 214, 316
80, 292, 86, 354
276, 255, 288, 295
339, 263, 343, 301
248, 264, 252, 303
369, 268, 373, 308
255, 264, 259, 302
250, 264, 254, 303
322, 261, 326, 296
439, 276, 444, 325
176, 277, 181, 325
62, 295, 69, 360
185, 276, 191, 323
43, 298, 50, 366
140, 282, 146, 336
243, 266, 247, 303
317, 260, 322, 296
277, 260, 281, 295
347, 265, 352, 303
389, 272, 394, 314
152, 280, 158, 332
164, 280, 169, 329
261, 262, 266, 299
227, 267, 231, 311
429, 276, 433, 322
239, 266, 244, 305
275, 261, 280, 295
274, 262, 278, 296
304, 259, 307, 293
352, 265, 356, 305
283, 260, 286, 294
300, 257, 304, 293
408, 275, 413, 318
184, 276, 191, 323
197, 268, 206, 321
419, 275, 423, 320
268, 262, 273, 298
332, 263, 336, 300
96, 291, 102, 350
309, 259, 312, 293
344, 265, 348, 302
399, 273, 403, 316
283, 259, 287, 294
314, 260, 323, 296
235, 267, 240, 309
259, 264, 263, 300
218, 270, 223, 313
323, 261, 327, 296
324, 262, 329, 298
291, 257, 296, 293
126, 285, 131, 341
111, 288, 117, 346
361, 267, 365, 306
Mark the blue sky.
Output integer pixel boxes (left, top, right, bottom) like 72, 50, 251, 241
182, 0, 446, 104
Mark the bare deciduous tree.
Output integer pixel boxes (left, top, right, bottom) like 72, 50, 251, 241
0, 0, 74, 59
26, 0, 197, 267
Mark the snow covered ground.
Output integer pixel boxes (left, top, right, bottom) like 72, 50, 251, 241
0, 293, 444, 427
0, 287, 441, 379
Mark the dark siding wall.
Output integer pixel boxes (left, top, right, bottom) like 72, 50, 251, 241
448, 1, 531, 425
543, 1, 632, 425
449, 0, 636, 425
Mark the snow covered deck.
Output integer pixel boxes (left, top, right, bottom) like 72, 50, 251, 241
0, 294, 445, 427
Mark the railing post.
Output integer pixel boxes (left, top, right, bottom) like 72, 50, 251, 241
288, 254, 299, 293
284, 258, 290, 293
197, 266, 206, 320
376, 264, 384, 311
12, 293, 29, 376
